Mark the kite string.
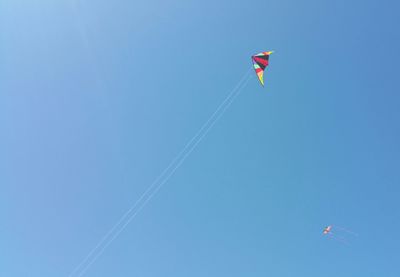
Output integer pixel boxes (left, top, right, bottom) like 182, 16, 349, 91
77, 75, 252, 277
74, 73, 252, 277
73, 72, 252, 277
69, 69, 252, 277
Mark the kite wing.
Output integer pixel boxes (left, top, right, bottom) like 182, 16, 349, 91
252, 51, 273, 86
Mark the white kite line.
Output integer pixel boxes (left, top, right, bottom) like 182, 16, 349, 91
68, 69, 253, 277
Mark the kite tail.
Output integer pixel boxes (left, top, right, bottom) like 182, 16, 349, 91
334, 225, 358, 236
329, 233, 349, 245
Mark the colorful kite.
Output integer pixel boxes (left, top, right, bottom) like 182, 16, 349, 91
251, 51, 273, 86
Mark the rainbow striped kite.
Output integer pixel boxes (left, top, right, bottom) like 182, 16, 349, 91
251, 51, 273, 86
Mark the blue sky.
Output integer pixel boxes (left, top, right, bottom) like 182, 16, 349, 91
1, 0, 400, 276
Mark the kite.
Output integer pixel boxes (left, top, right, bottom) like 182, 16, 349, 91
323, 225, 346, 243
323, 225, 332, 234
251, 51, 273, 86
323, 225, 357, 244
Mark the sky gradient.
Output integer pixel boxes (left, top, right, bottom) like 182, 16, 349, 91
1, 0, 400, 276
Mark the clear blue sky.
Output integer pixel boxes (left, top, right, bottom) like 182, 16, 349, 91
1, 0, 400, 276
